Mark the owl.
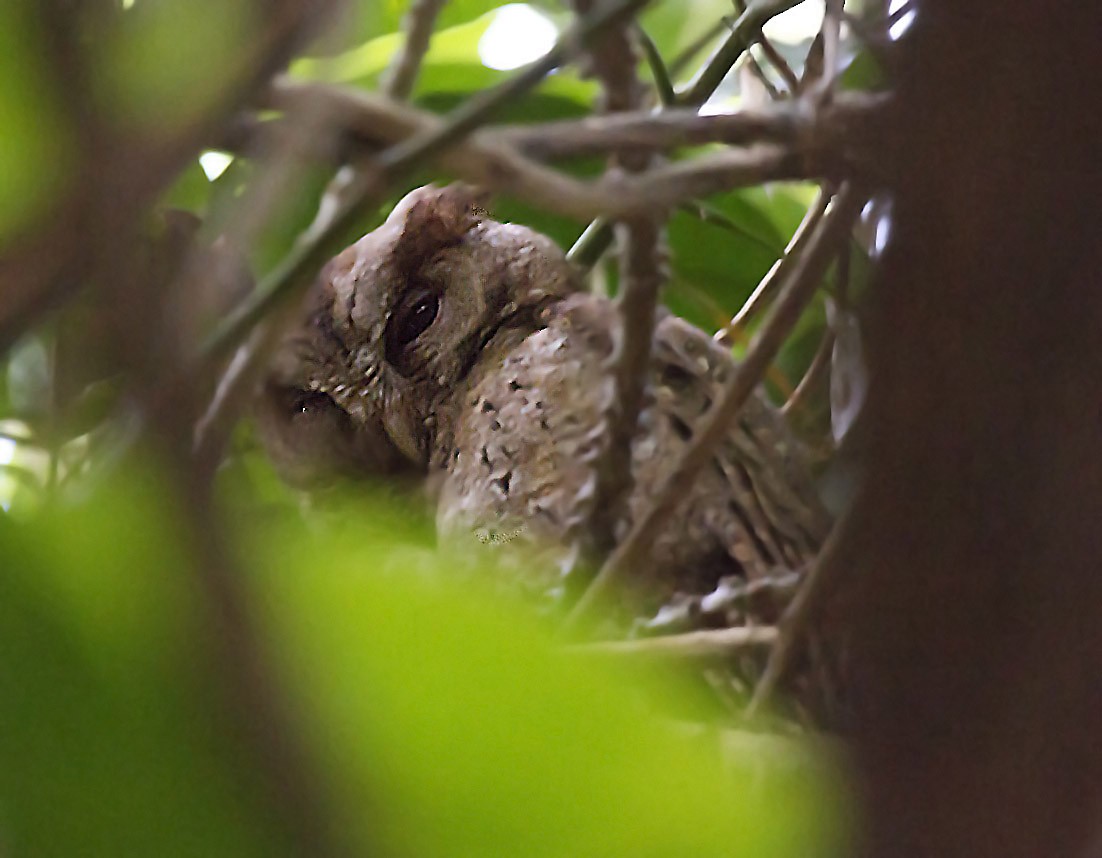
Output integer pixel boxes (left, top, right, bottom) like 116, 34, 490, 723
257, 183, 831, 625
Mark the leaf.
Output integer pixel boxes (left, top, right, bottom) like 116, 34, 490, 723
0, 467, 296, 857
839, 47, 888, 92
336, 0, 506, 49
639, 0, 731, 63
0, 1, 72, 240
251, 497, 851, 858
0, 461, 851, 856
94, 0, 252, 133
666, 198, 783, 331
163, 157, 215, 216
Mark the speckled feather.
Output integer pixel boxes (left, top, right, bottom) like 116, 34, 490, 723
258, 183, 831, 618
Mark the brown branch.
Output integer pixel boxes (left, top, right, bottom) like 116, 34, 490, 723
815, 0, 845, 97
564, 182, 865, 632
743, 47, 783, 101
745, 512, 849, 718
752, 32, 802, 96
249, 81, 887, 168
447, 92, 884, 159
381, 0, 447, 100
570, 626, 778, 660
264, 81, 871, 220
678, 0, 803, 107
202, 0, 653, 362
727, 0, 796, 98
0, 0, 337, 357
568, 0, 665, 566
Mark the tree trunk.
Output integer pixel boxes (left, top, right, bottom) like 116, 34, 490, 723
842, 2, 1102, 856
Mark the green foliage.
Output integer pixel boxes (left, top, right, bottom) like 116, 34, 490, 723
0, 2, 72, 240
95, 0, 252, 132
0, 460, 849, 855
0, 468, 291, 857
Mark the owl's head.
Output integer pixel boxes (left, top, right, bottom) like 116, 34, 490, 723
257, 183, 580, 487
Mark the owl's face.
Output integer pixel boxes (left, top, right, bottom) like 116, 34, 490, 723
258, 183, 580, 487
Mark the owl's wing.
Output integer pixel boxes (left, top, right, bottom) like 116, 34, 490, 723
649, 314, 831, 576
435, 292, 830, 608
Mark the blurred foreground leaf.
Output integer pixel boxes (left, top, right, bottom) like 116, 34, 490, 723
96, 0, 253, 133
0, 2, 72, 240
0, 460, 850, 856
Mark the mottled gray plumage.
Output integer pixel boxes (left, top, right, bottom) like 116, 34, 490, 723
258, 183, 830, 618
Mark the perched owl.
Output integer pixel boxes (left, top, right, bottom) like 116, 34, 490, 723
258, 183, 831, 625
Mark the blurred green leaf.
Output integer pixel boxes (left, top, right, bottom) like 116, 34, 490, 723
337, 0, 506, 49
639, 0, 730, 66
0, 1, 72, 240
295, 9, 597, 110
163, 157, 215, 215
96, 0, 253, 132
0, 460, 850, 856
0, 467, 294, 857
254, 505, 849, 858
293, 15, 495, 92
839, 48, 888, 92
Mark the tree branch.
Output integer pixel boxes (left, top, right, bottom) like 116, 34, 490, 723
745, 511, 849, 718
564, 182, 865, 632
261, 81, 874, 221
571, 626, 777, 661
678, 0, 803, 107
715, 188, 829, 346
568, 0, 666, 569
201, 0, 653, 362
0, 0, 337, 356
381, 0, 447, 100
495, 91, 886, 159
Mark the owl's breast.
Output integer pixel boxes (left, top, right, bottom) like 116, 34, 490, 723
431, 294, 831, 610
435, 313, 611, 561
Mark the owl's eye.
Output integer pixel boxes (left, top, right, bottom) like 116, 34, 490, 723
385, 286, 440, 368
291, 389, 334, 415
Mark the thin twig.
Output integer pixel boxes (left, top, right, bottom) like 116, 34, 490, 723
678, 0, 804, 107
381, 0, 447, 100
715, 189, 829, 346
813, 0, 845, 97
745, 509, 849, 717
569, 0, 665, 566
494, 91, 885, 159
743, 48, 783, 101
570, 626, 778, 660
731, 0, 801, 93
566, 217, 613, 268
201, 0, 653, 361
782, 327, 834, 416
564, 183, 864, 632
636, 25, 677, 106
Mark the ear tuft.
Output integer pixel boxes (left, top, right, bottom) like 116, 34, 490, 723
393, 182, 491, 257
